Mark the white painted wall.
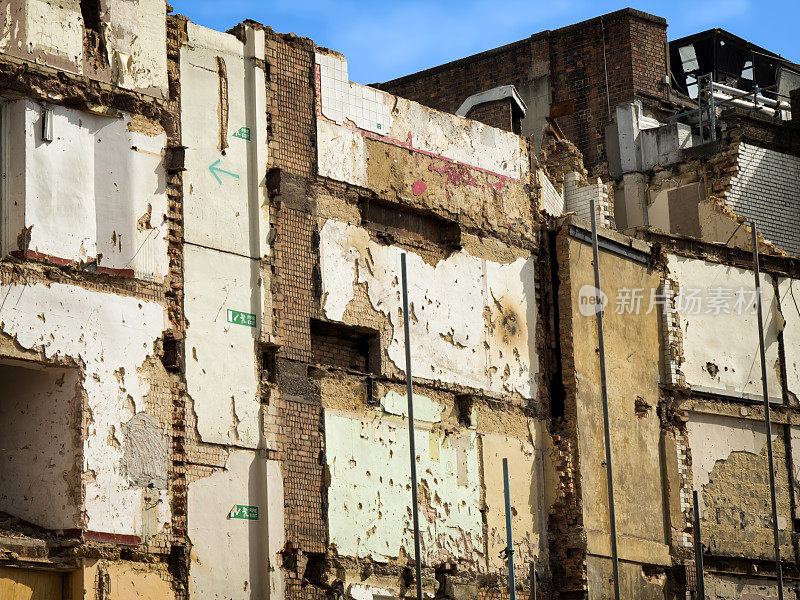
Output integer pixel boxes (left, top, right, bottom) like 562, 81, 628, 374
688, 412, 781, 515
23, 0, 83, 69
188, 449, 269, 600
184, 244, 262, 449
667, 254, 780, 399
778, 277, 800, 400
2, 100, 168, 279
181, 23, 269, 258
315, 53, 528, 187
0, 281, 167, 536
325, 405, 482, 564
319, 219, 537, 398
0, 363, 81, 530
104, 0, 168, 96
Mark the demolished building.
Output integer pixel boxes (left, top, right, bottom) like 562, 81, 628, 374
0, 3, 799, 600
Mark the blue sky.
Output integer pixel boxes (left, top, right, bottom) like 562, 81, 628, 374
171, 0, 800, 84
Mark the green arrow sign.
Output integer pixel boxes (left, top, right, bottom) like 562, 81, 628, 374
230, 505, 259, 520
209, 159, 239, 185
227, 309, 256, 327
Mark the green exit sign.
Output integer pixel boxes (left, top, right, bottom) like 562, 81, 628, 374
230, 505, 259, 520
227, 309, 256, 328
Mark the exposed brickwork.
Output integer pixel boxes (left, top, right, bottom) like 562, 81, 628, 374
265, 31, 316, 178
465, 98, 518, 133
311, 325, 370, 371
379, 9, 667, 167
273, 204, 316, 362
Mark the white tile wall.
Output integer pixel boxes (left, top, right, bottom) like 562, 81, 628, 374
564, 172, 611, 228
727, 143, 800, 256
316, 52, 391, 135
539, 170, 564, 217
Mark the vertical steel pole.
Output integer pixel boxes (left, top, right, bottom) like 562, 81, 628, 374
530, 559, 537, 600
503, 458, 517, 600
692, 490, 705, 600
751, 224, 784, 600
401, 254, 424, 600
590, 199, 621, 600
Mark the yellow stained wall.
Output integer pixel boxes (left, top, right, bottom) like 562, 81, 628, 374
567, 234, 671, 597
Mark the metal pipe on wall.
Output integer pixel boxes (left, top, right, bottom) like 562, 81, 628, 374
693, 490, 706, 599
590, 199, 621, 600
503, 458, 517, 600
401, 253, 424, 600
751, 223, 784, 600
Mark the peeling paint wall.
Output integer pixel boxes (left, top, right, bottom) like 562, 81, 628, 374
0, 281, 167, 537
184, 244, 261, 448
687, 412, 792, 560
325, 403, 483, 564
319, 219, 537, 398
0, 0, 168, 97
188, 449, 269, 600
0, 362, 81, 530
2, 100, 168, 279
181, 22, 269, 259
567, 234, 671, 577
778, 277, 800, 401
314, 52, 532, 240
666, 254, 781, 399
103, 0, 168, 96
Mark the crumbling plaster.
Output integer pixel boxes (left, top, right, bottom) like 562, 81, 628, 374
320, 219, 537, 399
2, 100, 169, 279
687, 412, 792, 560
181, 22, 269, 260
325, 402, 483, 565
567, 235, 670, 566
0, 0, 168, 97
314, 52, 532, 239
184, 243, 262, 449
667, 254, 781, 399
188, 449, 270, 600
0, 281, 168, 536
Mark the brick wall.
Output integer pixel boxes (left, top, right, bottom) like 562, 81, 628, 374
265, 31, 316, 178
378, 36, 538, 123
549, 10, 666, 166
465, 97, 518, 133
726, 143, 800, 255
379, 9, 667, 168
311, 325, 369, 371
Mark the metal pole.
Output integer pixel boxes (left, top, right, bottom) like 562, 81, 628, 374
590, 199, 621, 600
503, 458, 517, 600
401, 253, 424, 600
530, 560, 537, 600
751, 223, 784, 600
693, 490, 706, 600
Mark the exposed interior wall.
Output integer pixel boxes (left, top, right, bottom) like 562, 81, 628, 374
665, 254, 781, 399
180, 22, 269, 260
0, 281, 168, 537
566, 233, 671, 587
188, 449, 269, 600
0, 0, 168, 97
687, 412, 792, 560
2, 100, 168, 279
0, 361, 81, 530
183, 243, 262, 448
778, 276, 800, 400
322, 375, 548, 582
726, 143, 800, 256
325, 403, 482, 565
315, 52, 533, 242
319, 219, 537, 399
